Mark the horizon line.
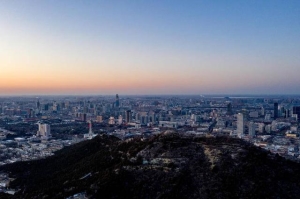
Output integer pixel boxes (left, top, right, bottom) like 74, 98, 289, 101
0, 94, 300, 97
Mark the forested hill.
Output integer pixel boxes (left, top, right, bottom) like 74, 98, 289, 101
2, 132, 300, 199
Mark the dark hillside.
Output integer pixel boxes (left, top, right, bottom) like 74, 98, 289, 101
1, 133, 300, 199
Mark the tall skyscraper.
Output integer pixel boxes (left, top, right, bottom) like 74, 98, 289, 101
248, 122, 255, 138
274, 103, 279, 119
116, 94, 120, 108
125, 110, 132, 123
237, 113, 245, 138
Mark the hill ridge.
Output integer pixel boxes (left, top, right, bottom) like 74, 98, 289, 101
1, 134, 300, 199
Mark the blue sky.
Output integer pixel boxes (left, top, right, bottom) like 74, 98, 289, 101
0, 1, 299, 95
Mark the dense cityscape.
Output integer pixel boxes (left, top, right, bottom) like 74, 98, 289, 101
1, 0, 300, 198
0, 94, 300, 194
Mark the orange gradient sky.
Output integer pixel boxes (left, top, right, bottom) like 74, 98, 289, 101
0, 1, 300, 95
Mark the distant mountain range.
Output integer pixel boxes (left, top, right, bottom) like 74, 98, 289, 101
1, 132, 300, 199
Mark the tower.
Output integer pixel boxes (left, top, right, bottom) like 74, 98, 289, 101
116, 94, 120, 108
88, 120, 93, 136
84, 120, 96, 139
237, 113, 245, 138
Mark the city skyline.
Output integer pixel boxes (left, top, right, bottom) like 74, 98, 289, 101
1, 1, 300, 95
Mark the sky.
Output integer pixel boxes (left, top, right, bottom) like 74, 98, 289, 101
0, 0, 299, 95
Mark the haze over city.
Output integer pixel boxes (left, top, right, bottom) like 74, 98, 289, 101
0, 1, 299, 95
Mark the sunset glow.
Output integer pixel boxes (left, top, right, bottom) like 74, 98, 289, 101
0, 1, 299, 95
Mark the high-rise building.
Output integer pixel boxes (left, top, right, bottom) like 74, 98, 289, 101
116, 94, 120, 108
36, 100, 40, 111
149, 111, 156, 123
37, 123, 51, 138
237, 113, 245, 138
28, 109, 35, 118
293, 106, 300, 121
248, 122, 255, 138
44, 104, 49, 111
279, 106, 285, 117
135, 112, 140, 121
285, 109, 290, 118
125, 110, 132, 123
80, 113, 87, 122
274, 103, 278, 119
261, 106, 265, 116
141, 115, 149, 125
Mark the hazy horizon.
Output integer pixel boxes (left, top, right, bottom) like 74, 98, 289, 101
1, 1, 299, 95
0, 94, 300, 98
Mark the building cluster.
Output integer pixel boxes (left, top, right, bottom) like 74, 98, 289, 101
0, 137, 74, 166
0, 95, 299, 167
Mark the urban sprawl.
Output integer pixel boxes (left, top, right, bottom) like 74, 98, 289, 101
0, 95, 300, 193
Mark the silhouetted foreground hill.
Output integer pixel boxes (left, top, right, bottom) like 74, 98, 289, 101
2, 132, 300, 199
